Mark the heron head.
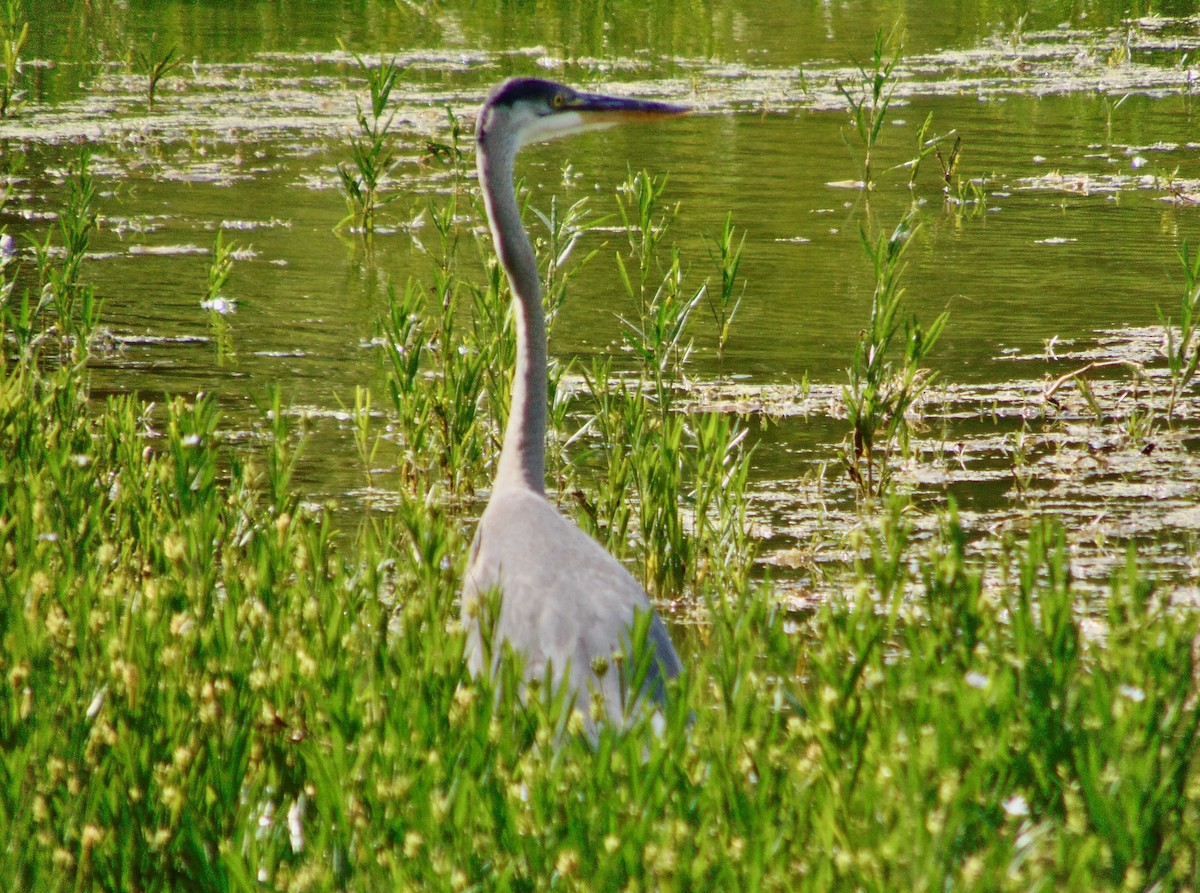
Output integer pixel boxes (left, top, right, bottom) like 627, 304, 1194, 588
477, 77, 689, 152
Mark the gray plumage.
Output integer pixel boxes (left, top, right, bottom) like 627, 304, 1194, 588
462, 78, 688, 736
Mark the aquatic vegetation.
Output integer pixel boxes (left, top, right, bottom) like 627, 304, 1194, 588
837, 25, 902, 191
1158, 241, 1200, 422
572, 169, 757, 597
24, 151, 100, 364
903, 111, 941, 190
132, 42, 182, 112
203, 230, 237, 366
375, 156, 757, 599
10, 168, 1200, 891
336, 51, 403, 238
613, 170, 699, 383
6, 6, 1200, 889
0, 0, 26, 119
841, 212, 947, 502
5, 303, 1200, 889
379, 271, 492, 494
705, 211, 746, 363
1101, 92, 1132, 144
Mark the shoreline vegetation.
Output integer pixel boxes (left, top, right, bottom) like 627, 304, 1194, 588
4, 140, 1200, 893
5, 8, 1200, 889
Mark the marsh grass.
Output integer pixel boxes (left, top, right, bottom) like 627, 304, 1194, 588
0, 0, 27, 119
904, 112, 940, 190
841, 212, 947, 501
571, 169, 757, 597
838, 25, 902, 190
203, 230, 237, 366
1158, 240, 1200, 421
23, 150, 100, 364
841, 23, 986, 221
335, 51, 403, 238
132, 42, 182, 113
374, 157, 756, 600
5, 100, 1200, 893
705, 211, 745, 364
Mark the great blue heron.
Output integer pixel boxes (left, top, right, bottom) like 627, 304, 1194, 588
462, 77, 689, 737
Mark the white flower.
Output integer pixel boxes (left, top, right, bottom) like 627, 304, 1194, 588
964, 671, 990, 690
200, 296, 237, 314
287, 793, 306, 853
1002, 794, 1030, 817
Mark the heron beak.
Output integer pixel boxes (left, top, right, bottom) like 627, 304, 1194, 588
569, 92, 691, 126
520, 88, 689, 146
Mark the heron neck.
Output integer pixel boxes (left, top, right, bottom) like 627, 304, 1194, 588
478, 140, 547, 495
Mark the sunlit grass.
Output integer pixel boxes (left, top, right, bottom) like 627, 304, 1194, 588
130, 38, 182, 114
840, 211, 947, 503
335, 50, 404, 239
1159, 240, 1200, 422
3, 102, 1200, 893
0, 0, 26, 120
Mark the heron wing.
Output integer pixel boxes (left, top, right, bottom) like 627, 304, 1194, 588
462, 488, 681, 726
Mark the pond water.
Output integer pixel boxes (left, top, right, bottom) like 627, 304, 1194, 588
6, 0, 1200, 599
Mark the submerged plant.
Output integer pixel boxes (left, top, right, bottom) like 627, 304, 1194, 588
336, 51, 403, 238
841, 212, 947, 501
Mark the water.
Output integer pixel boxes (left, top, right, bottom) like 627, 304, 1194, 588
6, 0, 1200, 594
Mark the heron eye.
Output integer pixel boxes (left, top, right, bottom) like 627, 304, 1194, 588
552, 92, 567, 109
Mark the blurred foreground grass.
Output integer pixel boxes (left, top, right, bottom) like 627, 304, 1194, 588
3, 156, 1200, 893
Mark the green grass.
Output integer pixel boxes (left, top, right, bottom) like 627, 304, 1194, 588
335, 51, 404, 239
203, 230, 238, 366
841, 211, 947, 502
1158, 240, 1200, 422
132, 42, 182, 113
4, 119, 1200, 893
838, 25, 902, 191
0, 0, 27, 119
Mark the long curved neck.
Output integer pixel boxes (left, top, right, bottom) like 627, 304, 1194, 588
478, 137, 547, 495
